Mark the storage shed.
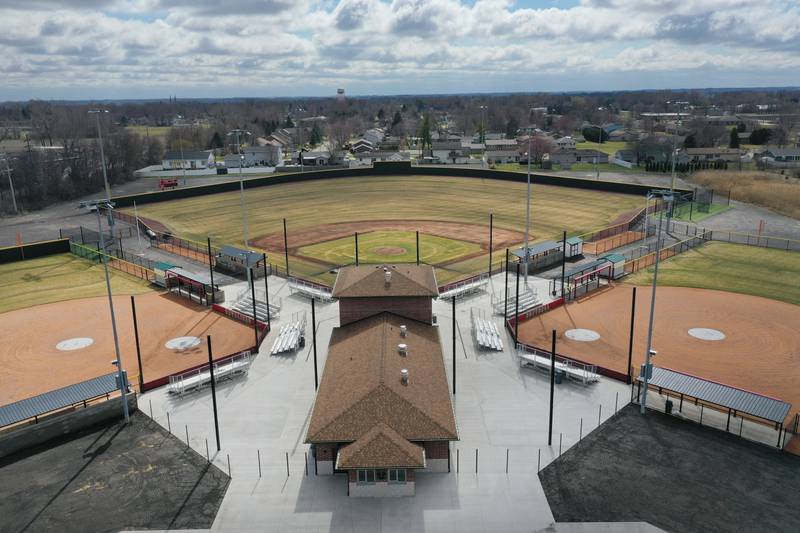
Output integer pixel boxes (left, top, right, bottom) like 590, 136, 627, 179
600, 253, 627, 279
565, 236, 584, 258
510, 240, 563, 273
216, 245, 267, 278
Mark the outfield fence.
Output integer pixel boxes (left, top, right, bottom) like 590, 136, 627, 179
69, 241, 156, 283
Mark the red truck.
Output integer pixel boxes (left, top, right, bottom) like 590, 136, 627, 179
159, 178, 179, 190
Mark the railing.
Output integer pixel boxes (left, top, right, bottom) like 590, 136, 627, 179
69, 241, 156, 283
623, 232, 710, 275
212, 303, 268, 330
142, 347, 255, 391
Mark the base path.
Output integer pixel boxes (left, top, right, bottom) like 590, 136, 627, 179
518, 285, 800, 424
0, 292, 254, 404
251, 219, 525, 252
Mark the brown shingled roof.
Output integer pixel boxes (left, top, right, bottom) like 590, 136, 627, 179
331, 264, 439, 298
305, 312, 458, 444
335, 423, 425, 469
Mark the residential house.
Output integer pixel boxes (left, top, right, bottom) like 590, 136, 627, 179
614, 149, 637, 164
555, 136, 577, 150
761, 147, 800, 167
243, 142, 283, 166
485, 149, 520, 164
306, 265, 458, 497
431, 140, 468, 164
379, 136, 403, 151
547, 148, 577, 166
685, 148, 741, 163
161, 150, 215, 170
462, 142, 485, 156
355, 151, 410, 164
266, 129, 294, 151
484, 139, 519, 151
575, 149, 609, 164
300, 151, 332, 166
351, 139, 375, 153
363, 128, 385, 146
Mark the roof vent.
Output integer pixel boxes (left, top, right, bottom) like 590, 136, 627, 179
400, 325, 407, 337
384, 268, 392, 284
398, 343, 407, 356
401, 368, 409, 384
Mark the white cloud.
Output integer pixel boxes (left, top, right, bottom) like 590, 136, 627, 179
0, 0, 798, 99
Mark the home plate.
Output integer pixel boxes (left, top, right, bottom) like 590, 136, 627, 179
565, 329, 601, 342
165, 336, 201, 350
56, 337, 94, 351
688, 328, 726, 341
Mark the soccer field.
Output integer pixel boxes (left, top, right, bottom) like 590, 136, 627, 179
626, 241, 800, 306
128, 174, 644, 284
0, 254, 153, 314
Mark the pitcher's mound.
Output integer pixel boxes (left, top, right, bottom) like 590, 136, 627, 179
372, 246, 406, 256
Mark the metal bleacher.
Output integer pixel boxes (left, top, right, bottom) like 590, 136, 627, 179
439, 273, 490, 300
288, 277, 334, 302
470, 308, 503, 351
516, 345, 600, 385
168, 351, 252, 396
492, 287, 542, 316
231, 289, 281, 323
271, 311, 307, 355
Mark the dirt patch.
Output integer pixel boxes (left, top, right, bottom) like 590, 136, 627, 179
518, 285, 800, 424
251, 219, 525, 254
372, 246, 406, 256
0, 292, 254, 404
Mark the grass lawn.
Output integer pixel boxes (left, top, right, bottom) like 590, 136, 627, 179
563, 163, 647, 174
626, 242, 800, 306
127, 174, 643, 284
125, 125, 172, 138
0, 254, 154, 314
671, 201, 732, 222
298, 230, 481, 266
575, 141, 629, 156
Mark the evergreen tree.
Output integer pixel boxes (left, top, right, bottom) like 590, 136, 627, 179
283, 115, 295, 128
418, 113, 432, 150
391, 111, 402, 127
309, 122, 323, 146
729, 127, 740, 149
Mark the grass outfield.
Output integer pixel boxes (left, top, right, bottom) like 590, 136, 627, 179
626, 242, 800, 306
298, 230, 481, 266
0, 254, 154, 314
127, 174, 644, 284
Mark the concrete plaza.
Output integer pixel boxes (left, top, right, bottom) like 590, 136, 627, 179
140, 272, 633, 532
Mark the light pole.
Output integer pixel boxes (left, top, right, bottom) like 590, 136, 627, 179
640, 191, 673, 415
670, 121, 682, 194
479, 105, 488, 144
524, 135, 532, 286
84, 199, 130, 423
176, 119, 188, 184
88, 109, 111, 201
1, 154, 17, 214
239, 154, 249, 247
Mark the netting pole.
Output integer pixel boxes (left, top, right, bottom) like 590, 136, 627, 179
559, 230, 567, 298
207, 237, 216, 305
627, 287, 636, 384
207, 336, 221, 451
416, 230, 420, 265
130, 295, 145, 391
513, 262, 520, 347
249, 268, 258, 348
312, 299, 318, 390
548, 329, 556, 446
504, 249, 509, 319
488, 213, 493, 274
452, 296, 456, 395
262, 253, 270, 330
283, 218, 289, 276
354, 232, 359, 266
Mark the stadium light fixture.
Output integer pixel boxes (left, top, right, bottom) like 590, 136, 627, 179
81, 199, 129, 423
524, 136, 532, 287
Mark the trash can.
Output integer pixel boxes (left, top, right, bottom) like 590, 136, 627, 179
299, 336, 306, 348
555, 369, 565, 384
665, 399, 673, 415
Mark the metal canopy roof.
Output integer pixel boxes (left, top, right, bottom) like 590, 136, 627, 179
167, 266, 213, 286
563, 258, 611, 279
218, 245, 263, 267
0, 373, 118, 428
511, 240, 561, 258
641, 367, 791, 425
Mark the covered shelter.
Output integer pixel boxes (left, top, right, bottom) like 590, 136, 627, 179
637, 366, 792, 448
561, 258, 613, 300
165, 267, 222, 305
216, 245, 267, 278
510, 240, 564, 273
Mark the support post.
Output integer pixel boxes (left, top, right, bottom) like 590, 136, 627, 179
354, 232, 359, 266
416, 230, 420, 265
488, 213, 493, 274
627, 287, 637, 384
514, 262, 520, 348
283, 218, 289, 276
249, 268, 258, 348
207, 336, 221, 451
548, 329, 556, 446
207, 237, 216, 305
559, 230, 567, 298
312, 299, 318, 390
130, 296, 144, 391
452, 296, 456, 395
262, 253, 271, 330
504, 249, 510, 319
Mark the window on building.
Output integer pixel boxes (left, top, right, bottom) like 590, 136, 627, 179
388, 469, 407, 483
357, 469, 375, 484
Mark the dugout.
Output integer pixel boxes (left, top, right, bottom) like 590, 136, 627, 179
215, 245, 267, 278
165, 267, 224, 305
561, 259, 613, 300
510, 240, 564, 273
599, 253, 626, 279
153, 261, 179, 287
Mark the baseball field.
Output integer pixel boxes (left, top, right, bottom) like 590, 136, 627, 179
127, 174, 645, 284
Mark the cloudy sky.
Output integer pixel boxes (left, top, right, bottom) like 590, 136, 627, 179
1, 0, 799, 101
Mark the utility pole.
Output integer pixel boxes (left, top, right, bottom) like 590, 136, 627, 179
524, 136, 532, 287
1, 155, 18, 214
